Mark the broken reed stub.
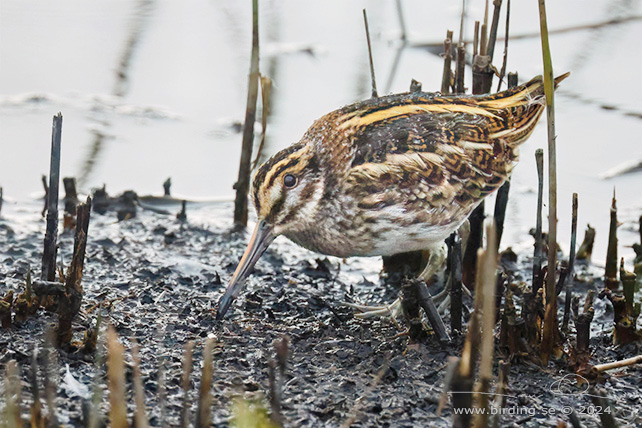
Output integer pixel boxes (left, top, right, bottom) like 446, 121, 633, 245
41, 113, 63, 282
604, 192, 619, 290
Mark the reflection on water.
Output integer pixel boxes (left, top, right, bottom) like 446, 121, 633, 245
78, 0, 156, 187
0, 0, 641, 260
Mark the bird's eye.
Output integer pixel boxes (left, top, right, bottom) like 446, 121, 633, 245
283, 173, 297, 188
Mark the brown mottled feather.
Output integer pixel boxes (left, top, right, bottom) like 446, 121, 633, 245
251, 73, 569, 257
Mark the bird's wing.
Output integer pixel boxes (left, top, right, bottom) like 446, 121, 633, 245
339, 74, 570, 215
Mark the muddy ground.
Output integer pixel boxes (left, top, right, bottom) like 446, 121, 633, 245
0, 200, 641, 427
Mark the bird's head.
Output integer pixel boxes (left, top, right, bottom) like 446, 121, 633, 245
216, 142, 323, 318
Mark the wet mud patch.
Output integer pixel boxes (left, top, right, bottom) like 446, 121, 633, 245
1, 203, 641, 427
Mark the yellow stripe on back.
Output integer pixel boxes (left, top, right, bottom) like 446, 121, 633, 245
477, 79, 544, 110
338, 103, 500, 130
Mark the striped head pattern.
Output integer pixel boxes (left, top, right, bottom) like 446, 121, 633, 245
251, 142, 324, 236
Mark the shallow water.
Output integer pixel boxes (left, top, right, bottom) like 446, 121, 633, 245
1, 0, 641, 261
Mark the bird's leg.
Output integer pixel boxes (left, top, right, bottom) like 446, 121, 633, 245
419, 242, 447, 283
347, 242, 449, 320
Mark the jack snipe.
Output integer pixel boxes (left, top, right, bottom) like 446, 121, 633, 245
217, 73, 570, 319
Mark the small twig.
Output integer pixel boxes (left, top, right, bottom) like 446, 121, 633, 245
416, 279, 451, 343
363, 9, 378, 98
593, 354, 642, 372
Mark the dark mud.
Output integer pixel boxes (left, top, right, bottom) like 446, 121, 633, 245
1, 201, 641, 427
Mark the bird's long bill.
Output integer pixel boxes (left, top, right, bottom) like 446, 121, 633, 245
216, 220, 275, 319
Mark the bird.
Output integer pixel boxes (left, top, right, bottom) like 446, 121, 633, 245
216, 73, 570, 319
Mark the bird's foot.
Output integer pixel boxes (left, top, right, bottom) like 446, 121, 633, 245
345, 297, 403, 326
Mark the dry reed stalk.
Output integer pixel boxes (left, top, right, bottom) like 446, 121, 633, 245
452, 253, 486, 427
532, 148, 545, 293
132, 341, 149, 428
196, 338, 215, 428
43, 329, 59, 428
251, 75, 273, 171
486, 0, 503, 61
605, 191, 619, 289
106, 326, 127, 428
537, 0, 560, 365
594, 354, 642, 372
441, 30, 454, 95
562, 193, 578, 333
473, 21, 480, 56
180, 340, 195, 428
4, 360, 23, 428
29, 346, 45, 428
58, 197, 91, 347
491, 360, 510, 428
233, 0, 260, 228
363, 9, 378, 98
42, 113, 62, 282
475, 220, 498, 427
449, 234, 463, 333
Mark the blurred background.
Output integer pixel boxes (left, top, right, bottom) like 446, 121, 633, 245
1, 0, 641, 260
